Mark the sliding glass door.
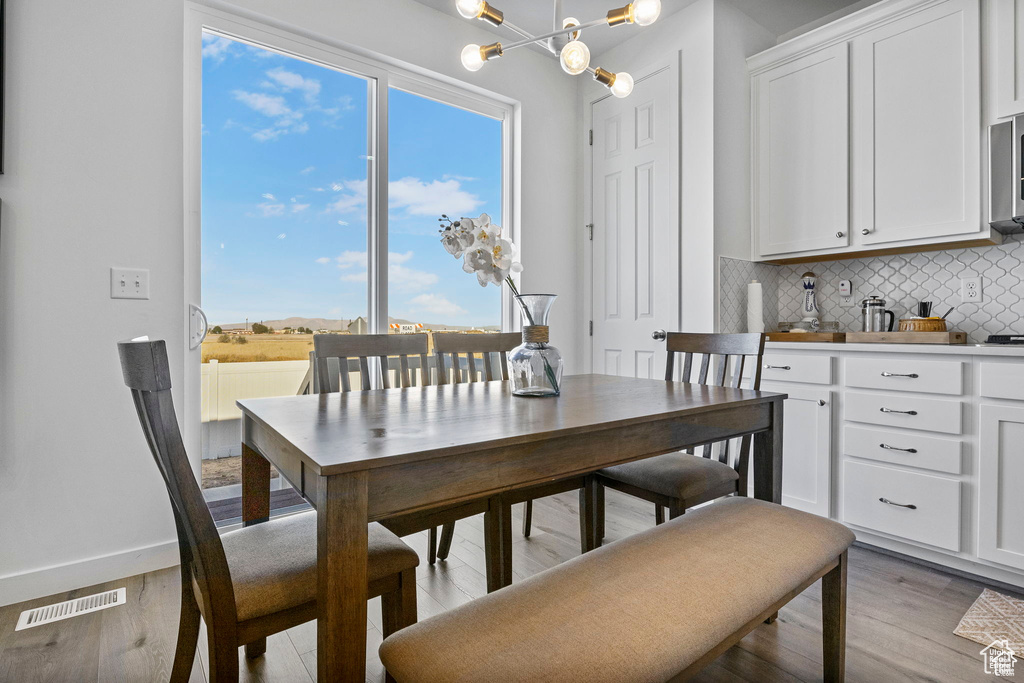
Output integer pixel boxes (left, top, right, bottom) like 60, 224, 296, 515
186, 9, 512, 522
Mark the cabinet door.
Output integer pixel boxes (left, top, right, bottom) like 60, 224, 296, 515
994, 0, 1024, 118
978, 404, 1024, 570
763, 383, 832, 517
753, 44, 850, 258
851, 0, 981, 245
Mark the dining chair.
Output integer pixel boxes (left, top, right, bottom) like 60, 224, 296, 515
594, 332, 766, 533
431, 331, 524, 560
118, 339, 419, 682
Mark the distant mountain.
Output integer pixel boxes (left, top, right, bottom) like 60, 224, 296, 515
216, 316, 498, 332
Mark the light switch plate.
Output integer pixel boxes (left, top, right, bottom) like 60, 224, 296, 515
111, 268, 150, 300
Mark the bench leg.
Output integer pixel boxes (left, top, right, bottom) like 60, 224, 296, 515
522, 500, 533, 538
764, 612, 778, 624
437, 522, 456, 561
654, 505, 665, 525
822, 551, 848, 683
668, 500, 686, 520
579, 475, 600, 553
428, 527, 438, 565
595, 480, 605, 541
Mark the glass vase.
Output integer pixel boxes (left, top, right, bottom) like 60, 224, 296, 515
508, 294, 564, 397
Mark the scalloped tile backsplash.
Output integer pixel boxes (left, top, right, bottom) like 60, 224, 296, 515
720, 234, 1024, 343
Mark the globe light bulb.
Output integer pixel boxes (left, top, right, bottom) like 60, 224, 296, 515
461, 44, 485, 71
456, 0, 486, 19
559, 40, 591, 75
610, 71, 634, 98
630, 0, 662, 26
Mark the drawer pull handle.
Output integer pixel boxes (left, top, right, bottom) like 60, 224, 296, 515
879, 497, 917, 510
880, 407, 917, 415
880, 443, 917, 453
789, 397, 827, 406
880, 372, 919, 378
764, 365, 791, 370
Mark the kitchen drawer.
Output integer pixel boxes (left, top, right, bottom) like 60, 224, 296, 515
844, 391, 962, 434
842, 461, 960, 551
844, 357, 963, 395
843, 425, 961, 474
979, 361, 1024, 401
757, 353, 833, 385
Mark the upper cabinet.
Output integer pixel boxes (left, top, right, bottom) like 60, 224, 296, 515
749, 0, 987, 263
994, 0, 1024, 118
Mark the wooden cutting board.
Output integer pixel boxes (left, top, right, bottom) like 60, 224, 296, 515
765, 332, 846, 343
845, 331, 967, 344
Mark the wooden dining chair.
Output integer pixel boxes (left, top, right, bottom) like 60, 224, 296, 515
431, 332, 523, 560
118, 339, 419, 682
594, 332, 767, 535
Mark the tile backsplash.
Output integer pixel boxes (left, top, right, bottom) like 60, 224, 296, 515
719, 233, 1024, 344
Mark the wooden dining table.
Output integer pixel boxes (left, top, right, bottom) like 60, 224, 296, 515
237, 373, 786, 682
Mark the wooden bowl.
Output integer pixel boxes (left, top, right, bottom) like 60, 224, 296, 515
899, 317, 947, 332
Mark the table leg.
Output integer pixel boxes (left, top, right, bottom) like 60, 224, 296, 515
241, 440, 271, 659
484, 495, 512, 592
579, 474, 600, 553
753, 398, 784, 504
317, 471, 369, 682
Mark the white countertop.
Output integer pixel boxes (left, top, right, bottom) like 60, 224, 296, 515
766, 340, 1024, 357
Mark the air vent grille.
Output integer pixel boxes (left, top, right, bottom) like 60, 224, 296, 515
15, 587, 126, 631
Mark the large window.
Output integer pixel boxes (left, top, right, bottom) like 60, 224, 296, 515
190, 16, 513, 512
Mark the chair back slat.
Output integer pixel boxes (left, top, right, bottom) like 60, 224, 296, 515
313, 333, 429, 392
433, 332, 520, 385
661, 333, 767, 470
118, 340, 239, 631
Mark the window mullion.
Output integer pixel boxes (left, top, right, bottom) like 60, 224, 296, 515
368, 73, 390, 336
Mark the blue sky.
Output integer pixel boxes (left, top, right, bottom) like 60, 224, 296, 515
201, 33, 502, 328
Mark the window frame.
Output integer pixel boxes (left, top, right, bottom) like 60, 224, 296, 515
183, 2, 518, 459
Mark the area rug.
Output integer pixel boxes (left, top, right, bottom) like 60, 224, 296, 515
954, 588, 1024, 653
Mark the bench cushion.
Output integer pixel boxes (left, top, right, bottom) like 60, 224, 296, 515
379, 497, 853, 683
222, 512, 419, 622
600, 453, 739, 501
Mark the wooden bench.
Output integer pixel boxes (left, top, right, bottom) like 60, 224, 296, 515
379, 497, 854, 682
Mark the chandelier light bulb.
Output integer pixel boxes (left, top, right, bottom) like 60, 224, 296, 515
562, 16, 581, 39
461, 44, 485, 71
610, 71, 634, 98
456, 0, 486, 19
559, 40, 591, 75
630, 0, 662, 26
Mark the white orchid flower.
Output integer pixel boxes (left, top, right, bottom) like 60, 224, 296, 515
440, 219, 476, 258
440, 212, 522, 288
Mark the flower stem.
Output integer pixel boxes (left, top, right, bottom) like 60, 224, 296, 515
506, 276, 559, 393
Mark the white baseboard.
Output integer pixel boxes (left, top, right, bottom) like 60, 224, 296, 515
0, 539, 180, 607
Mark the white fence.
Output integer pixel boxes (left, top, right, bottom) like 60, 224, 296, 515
201, 359, 309, 460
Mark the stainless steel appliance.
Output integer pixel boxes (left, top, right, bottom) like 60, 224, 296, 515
860, 296, 895, 332
989, 115, 1024, 233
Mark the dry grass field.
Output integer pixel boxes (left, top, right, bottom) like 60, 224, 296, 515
201, 334, 314, 363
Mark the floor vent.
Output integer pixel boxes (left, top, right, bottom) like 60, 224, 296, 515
15, 587, 126, 631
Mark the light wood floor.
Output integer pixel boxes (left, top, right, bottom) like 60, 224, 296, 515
0, 490, 1018, 682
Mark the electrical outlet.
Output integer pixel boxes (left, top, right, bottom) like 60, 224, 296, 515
838, 279, 855, 306
111, 268, 150, 300
960, 276, 983, 303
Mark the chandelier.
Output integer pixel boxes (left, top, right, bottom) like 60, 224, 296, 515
455, 0, 662, 98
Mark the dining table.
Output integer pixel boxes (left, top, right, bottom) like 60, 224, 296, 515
237, 373, 786, 682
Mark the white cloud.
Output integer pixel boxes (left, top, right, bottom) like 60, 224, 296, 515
337, 220, 349, 226
202, 35, 233, 61
389, 264, 439, 291
265, 67, 321, 104
389, 251, 414, 265
328, 250, 437, 292
334, 251, 367, 269
277, 233, 287, 239
292, 203, 310, 213
232, 90, 306, 141
315, 257, 331, 264
326, 177, 482, 217
257, 202, 285, 217
311, 187, 326, 192
300, 166, 316, 175
402, 294, 468, 319
443, 174, 478, 182
261, 193, 276, 200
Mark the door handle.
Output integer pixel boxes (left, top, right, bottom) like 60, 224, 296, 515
189, 304, 209, 350
788, 397, 826, 406
652, 329, 666, 341
880, 372, 919, 378
764, 364, 791, 370
880, 443, 917, 453
879, 497, 917, 510
880, 407, 917, 415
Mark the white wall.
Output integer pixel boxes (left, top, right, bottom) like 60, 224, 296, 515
0, 0, 581, 605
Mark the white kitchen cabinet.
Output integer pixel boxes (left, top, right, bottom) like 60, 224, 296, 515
851, 0, 980, 245
748, 0, 987, 263
978, 404, 1024, 570
762, 382, 832, 517
994, 0, 1024, 118
752, 44, 850, 258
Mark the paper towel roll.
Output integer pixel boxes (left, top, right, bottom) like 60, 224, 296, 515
747, 280, 765, 333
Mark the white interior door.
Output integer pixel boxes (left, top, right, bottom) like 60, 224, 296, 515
591, 65, 679, 378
